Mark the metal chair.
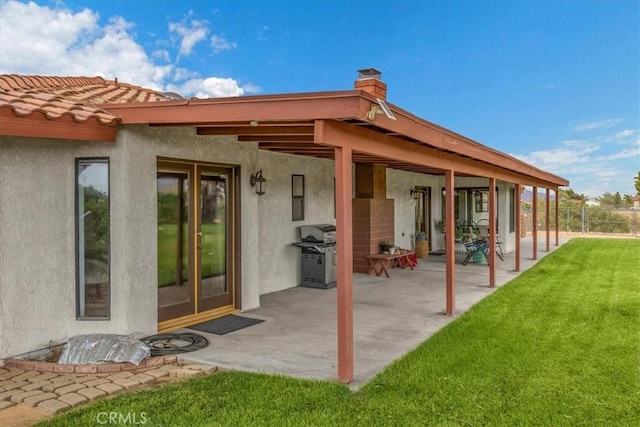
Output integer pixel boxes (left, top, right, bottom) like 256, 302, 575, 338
462, 238, 491, 266
476, 219, 504, 260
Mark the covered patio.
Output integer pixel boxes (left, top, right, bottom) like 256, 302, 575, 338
181, 236, 566, 387
106, 69, 569, 383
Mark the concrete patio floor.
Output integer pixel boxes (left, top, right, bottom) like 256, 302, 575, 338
181, 236, 568, 387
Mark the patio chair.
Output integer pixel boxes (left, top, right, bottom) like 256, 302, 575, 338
476, 219, 504, 260
462, 238, 491, 266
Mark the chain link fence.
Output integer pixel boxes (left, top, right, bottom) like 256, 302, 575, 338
521, 205, 639, 238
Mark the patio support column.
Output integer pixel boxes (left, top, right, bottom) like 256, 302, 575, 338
532, 186, 538, 260
488, 177, 497, 287
555, 188, 560, 246
334, 144, 354, 383
445, 169, 456, 315
515, 184, 521, 272
545, 188, 551, 252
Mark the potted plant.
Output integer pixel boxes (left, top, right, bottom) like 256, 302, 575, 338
415, 232, 429, 258
379, 241, 394, 254
434, 218, 446, 233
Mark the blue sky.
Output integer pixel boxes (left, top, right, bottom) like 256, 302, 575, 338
1, 0, 638, 197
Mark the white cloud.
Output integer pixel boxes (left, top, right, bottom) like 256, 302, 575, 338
0, 1, 96, 74
166, 76, 246, 98
196, 77, 245, 98
173, 67, 199, 82
0, 1, 170, 89
595, 129, 640, 164
152, 49, 171, 63
241, 83, 262, 94
596, 146, 640, 161
512, 140, 599, 170
168, 19, 209, 57
573, 118, 623, 131
211, 35, 237, 53
513, 135, 639, 198
598, 128, 639, 144
612, 129, 638, 140
0, 1, 260, 99
564, 165, 637, 198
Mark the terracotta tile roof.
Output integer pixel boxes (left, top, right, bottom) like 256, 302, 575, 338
0, 74, 170, 104
0, 89, 119, 126
0, 74, 172, 140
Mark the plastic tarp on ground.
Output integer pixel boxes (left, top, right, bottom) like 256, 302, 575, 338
58, 334, 150, 365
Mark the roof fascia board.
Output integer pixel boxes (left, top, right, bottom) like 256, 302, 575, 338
101, 91, 364, 125
0, 114, 117, 142
315, 119, 567, 188
354, 91, 568, 186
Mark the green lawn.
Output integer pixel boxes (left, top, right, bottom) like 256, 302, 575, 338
39, 239, 640, 426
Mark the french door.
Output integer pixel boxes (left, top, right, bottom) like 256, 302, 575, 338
157, 160, 236, 324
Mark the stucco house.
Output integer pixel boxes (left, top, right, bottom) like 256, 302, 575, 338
0, 70, 568, 382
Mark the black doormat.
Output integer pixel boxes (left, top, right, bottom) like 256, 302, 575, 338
189, 315, 264, 335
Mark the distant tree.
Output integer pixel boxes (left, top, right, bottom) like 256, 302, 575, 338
82, 185, 109, 263
559, 188, 587, 204
596, 192, 626, 208
157, 192, 183, 223
635, 171, 640, 197
585, 207, 631, 233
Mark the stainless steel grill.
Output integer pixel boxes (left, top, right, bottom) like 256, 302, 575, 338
292, 224, 337, 289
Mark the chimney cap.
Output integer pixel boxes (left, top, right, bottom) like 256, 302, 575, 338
357, 68, 382, 80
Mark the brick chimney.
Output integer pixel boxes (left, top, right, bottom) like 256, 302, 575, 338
351, 68, 394, 273
354, 68, 387, 100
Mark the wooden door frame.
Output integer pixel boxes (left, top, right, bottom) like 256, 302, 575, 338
157, 158, 241, 332
196, 166, 234, 311
156, 164, 195, 322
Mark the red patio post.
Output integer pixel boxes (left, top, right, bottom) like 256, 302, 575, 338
515, 184, 521, 272
334, 144, 354, 383
545, 188, 551, 252
489, 177, 497, 287
532, 186, 538, 260
445, 170, 456, 315
555, 188, 560, 246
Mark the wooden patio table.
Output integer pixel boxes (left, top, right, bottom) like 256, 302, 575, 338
365, 250, 415, 278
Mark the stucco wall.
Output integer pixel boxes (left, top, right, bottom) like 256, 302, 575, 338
0, 134, 157, 358
0, 125, 339, 358
386, 169, 443, 250
0, 126, 265, 358
255, 150, 336, 295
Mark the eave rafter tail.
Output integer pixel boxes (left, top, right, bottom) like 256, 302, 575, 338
314, 119, 560, 188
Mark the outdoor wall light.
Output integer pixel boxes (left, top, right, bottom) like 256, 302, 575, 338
250, 170, 267, 195
410, 186, 420, 199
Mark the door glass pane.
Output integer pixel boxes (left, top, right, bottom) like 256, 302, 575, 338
77, 159, 110, 318
157, 174, 190, 307
200, 175, 227, 297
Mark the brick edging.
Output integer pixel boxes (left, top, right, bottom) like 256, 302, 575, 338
1, 355, 177, 373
